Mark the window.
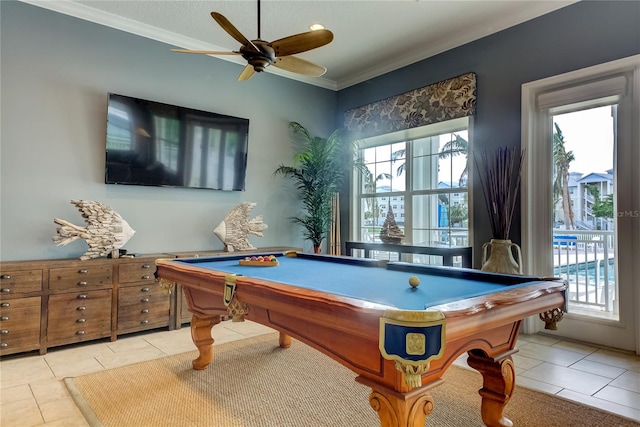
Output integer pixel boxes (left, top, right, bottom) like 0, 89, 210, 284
353, 117, 470, 252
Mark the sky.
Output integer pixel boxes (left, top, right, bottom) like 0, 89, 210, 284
553, 105, 615, 175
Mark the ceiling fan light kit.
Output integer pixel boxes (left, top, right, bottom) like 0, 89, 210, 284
172, 0, 333, 81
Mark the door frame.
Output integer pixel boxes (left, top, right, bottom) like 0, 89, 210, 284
521, 55, 640, 353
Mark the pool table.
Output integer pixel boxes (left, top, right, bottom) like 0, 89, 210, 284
156, 251, 566, 427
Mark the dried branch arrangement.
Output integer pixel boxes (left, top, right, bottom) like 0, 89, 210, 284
476, 147, 525, 240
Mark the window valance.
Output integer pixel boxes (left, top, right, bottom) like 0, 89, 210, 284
344, 72, 476, 139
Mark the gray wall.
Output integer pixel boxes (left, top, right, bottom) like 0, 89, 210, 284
336, 0, 640, 266
1, 1, 337, 261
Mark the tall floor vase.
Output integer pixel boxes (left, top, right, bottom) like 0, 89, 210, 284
481, 239, 523, 275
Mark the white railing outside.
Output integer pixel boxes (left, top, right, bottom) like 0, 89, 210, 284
552, 230, 616, 316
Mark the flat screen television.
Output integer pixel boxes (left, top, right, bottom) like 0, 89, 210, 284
105, 93, 249, 191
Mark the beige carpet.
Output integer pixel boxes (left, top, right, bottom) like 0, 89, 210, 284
65, 333, 638, 427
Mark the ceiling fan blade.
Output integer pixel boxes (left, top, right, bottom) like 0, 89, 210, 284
171, 49, 241, 55
273, 56, 327, 77
211, 12, 259, 52
237, 64, 256, 81
270, 29, 333, 57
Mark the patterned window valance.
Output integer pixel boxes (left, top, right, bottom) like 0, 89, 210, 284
344, 72, 476, 139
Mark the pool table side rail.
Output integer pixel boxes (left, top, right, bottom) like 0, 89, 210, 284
155, 258, 398, 312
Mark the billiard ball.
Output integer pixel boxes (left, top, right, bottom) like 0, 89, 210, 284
408, 276, 420, 288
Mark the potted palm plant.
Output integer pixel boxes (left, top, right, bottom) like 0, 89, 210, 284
476, 146, 525, 274
274, 122, 360, 253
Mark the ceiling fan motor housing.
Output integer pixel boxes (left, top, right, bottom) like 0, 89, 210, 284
241, 41, 275, 72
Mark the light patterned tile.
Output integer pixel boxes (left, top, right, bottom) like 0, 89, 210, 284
43, 342, 113, 366
520, 362, 611, 395
105, 335, 160, 353
30, 378, 70, 405
0, 357, 54, 388
515, 342, 585, 366
610, 370, 640, 394
559, 389, 640, 422
569, 359, 626, 379
96, 347, 166, 369
0, 384, 33, 405
516, 375, 562, 395
585, 349, 640, 372
0, 397, 44, 427
38, 394, 85, 424
512, 353, 545, 371
551, 340, 599, 355
37, 415, 90, 427
594, 385, 640, 410
45, 357, 105, 379
143, 328, 196, 355
518, 333, 561, 346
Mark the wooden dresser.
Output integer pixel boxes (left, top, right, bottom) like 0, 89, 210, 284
0, 247, 299, 356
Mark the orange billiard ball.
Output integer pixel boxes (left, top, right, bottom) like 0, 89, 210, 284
408, 276, 420, 288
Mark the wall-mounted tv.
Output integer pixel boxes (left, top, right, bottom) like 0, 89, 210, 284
105, 93, 249, 191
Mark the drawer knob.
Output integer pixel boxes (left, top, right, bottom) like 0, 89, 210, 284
1, 342, 8, 348
140, 320, 149, 325
77, 306, 86, 311
142, 264, 151, 269
0, 330, 8, 334
78, 269, 88, 274
76, 318, 86, 323
141, 275, 151, 280
1, 316, 9, 321
77, 281, 88, 286
0, 275, 11, 280
141, 298, 150, 303
0, 288, 10, 293
76, 330, 86, 335
141, 287, 150, 292
77, 294, 88, 300
141, 309, 149, 314
1, 303, 10, 308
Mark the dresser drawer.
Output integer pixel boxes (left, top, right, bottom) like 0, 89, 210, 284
49, 266, 112, 293
119, 261, 155, 284
117, 285, 170, 332
0, 269, 43, 297
47, 289, 112, 345
0, 297, 41, 355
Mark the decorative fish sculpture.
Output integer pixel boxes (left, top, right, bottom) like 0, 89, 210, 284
52, 200, 136, 260
214, 202, 268, 252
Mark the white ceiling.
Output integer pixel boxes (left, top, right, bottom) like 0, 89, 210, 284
22, 0, 577, 90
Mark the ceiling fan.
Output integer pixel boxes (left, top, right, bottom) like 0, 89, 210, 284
171, 0, 334, 81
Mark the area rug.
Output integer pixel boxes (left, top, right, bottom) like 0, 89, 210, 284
65, 333, 638, 427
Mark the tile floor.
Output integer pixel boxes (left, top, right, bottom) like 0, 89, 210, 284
1, 321, 639, 426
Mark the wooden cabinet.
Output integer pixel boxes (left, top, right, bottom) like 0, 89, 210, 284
117, 259, 170, 334
47, 289, 112, 346
0, 296, 41, 356
0, 267, 43, 356
117, 285, 169, 332
0, 247, 298, 356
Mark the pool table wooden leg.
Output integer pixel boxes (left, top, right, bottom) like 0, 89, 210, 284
190, 314, 221, 370
466, 349, 516, 427
356, 376, 439, 427
278, 332, 292, 348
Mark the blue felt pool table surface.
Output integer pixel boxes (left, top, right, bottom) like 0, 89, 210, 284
175, 253, 543, 311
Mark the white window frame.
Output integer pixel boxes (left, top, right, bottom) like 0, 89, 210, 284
350, 117, 472, 248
